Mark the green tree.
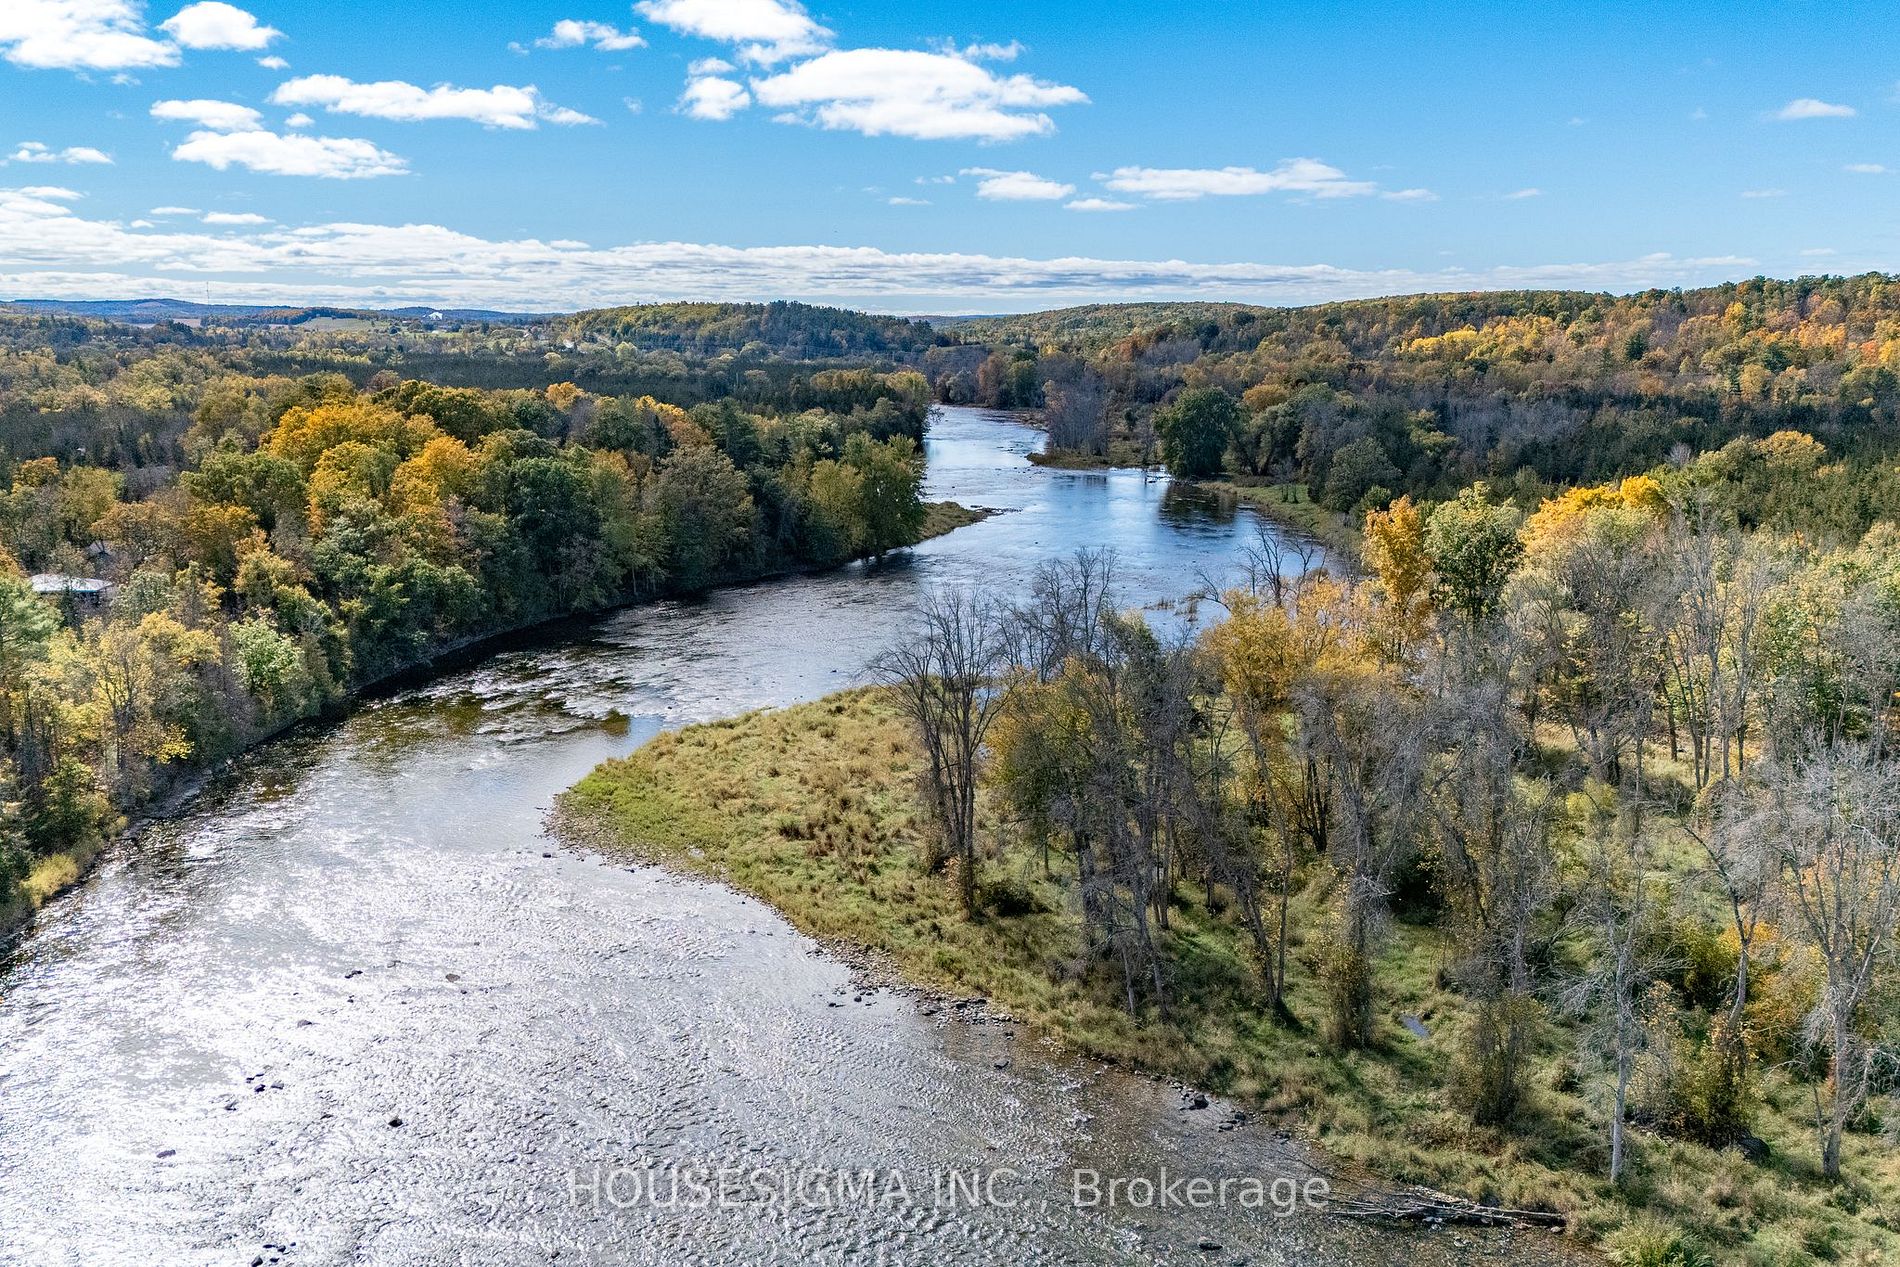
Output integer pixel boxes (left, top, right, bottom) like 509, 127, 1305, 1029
1156, 388, 1242, 479
1424, 485, 1524, 625
649, 445, 754, 588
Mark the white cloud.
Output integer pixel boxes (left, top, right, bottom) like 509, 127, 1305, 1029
962, 167, 1072, 201
202, 210, 269, 224
18, 185, 82, 200
960, 40, 1023, 62
679, 75, 749, 120
255, 54, 285, 69
159, 2, 279, 50
688, 56, 733, 74
887, 196, 929, 206
8, 140, 113, 164
534, 19, 645, 52
0, 0, 179, 71
0, 190, 1763, 312
752, 49, 1087, 141
170, 128, 408, 179
1102, 160, 1375, 201
1504, 187, 1542, 199
1064, 197, 1135, 212
1740, 188, 1787, 199
1844, 162, 1887, 174
635, 0, 831, 64
1774, 98, 1855, 120
1383, 187, 1437, 202
271, 75, 591, 129
284, 112, 312, 128
148, 204, 198, 215
151, 98, 263, 131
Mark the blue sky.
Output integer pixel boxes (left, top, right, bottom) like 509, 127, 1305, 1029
0, 0, 1894, 312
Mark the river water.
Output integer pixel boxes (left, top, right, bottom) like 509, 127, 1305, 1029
0, 409, 1577, 1266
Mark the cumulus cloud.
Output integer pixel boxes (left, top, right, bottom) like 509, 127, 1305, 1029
635, 0, 831, 64
962, 168, 1073, 201
1064, 197, 1135, 212
533, 19, 645, 52
8, 140, 113, 164
1383, 187, 1437, 202
271, 75, 591, 129
202, 210, 269, 224
0, 0, 179, 70
18, 185, 82, 200
0, 189, 1763, 312
148, 204, 198, 215
159, 2, 279, 50
150, 98, 263, 131
751, 49, 1087, 141
162, 122, 409, 179
679, 74, 750, 120
1102, 160, 1375, 201
886, 196, 929, 206
255, 54, 285, 69
1774, 98, 1855, 120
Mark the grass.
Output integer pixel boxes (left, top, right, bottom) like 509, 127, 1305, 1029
560, 686, 1900, 1265
916, 500, 995, 542
1026, 439, 1151, 470
1201, 480, 1362, 561
2, 838, 104, 936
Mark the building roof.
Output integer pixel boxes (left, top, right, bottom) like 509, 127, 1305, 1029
28, 573, 113, 595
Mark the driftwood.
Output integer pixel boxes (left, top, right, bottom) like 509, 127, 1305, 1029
1302, 1161, 1569, 1230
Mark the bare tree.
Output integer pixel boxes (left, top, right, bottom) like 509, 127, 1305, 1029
1565, 823, 1668, 1186
1756, 742, 1900, 1179
1302, 663, 1427, 1048
1041, 366, 1110, 457
1429, 647, 1557, 1125
873, 589, 1011, 916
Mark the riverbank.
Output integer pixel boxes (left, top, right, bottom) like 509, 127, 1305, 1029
0, 500, 992, 944
558, 686, 1899, 1267
1199, 480, 1361, 560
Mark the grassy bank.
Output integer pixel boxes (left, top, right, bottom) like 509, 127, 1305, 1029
918, 500, 996, 541
560, 687, 1900, 1266
1026, 439, 1151, 470
1201, 480, 1362, 561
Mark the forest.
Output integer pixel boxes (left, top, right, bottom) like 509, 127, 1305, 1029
0, 302, 938, 930
946, 274, 1900, 542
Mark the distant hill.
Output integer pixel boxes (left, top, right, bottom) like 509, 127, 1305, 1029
0, 299, 547, 325
559, 300, 945, 359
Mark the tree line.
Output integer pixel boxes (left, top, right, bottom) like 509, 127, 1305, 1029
941, 275, 1900, 536
0, 367, 929, 928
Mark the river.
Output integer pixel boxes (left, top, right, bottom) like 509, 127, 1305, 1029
0, 408, 1577, 1266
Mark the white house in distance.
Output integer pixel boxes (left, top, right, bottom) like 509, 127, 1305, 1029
29, 573, 115, 613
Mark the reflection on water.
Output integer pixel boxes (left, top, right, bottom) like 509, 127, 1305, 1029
0, 409, 1578, 1267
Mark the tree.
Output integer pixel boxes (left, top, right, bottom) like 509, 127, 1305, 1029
1156, 387, 1242, 479
1423, 485, 1522, 626
1757, 744, 1900, 1180
647, 445, 754, 588
1321, 437, 1399, 512
842, 433, 925, 557
1042, 368, 1109, 457
874, 590, 1011, 916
